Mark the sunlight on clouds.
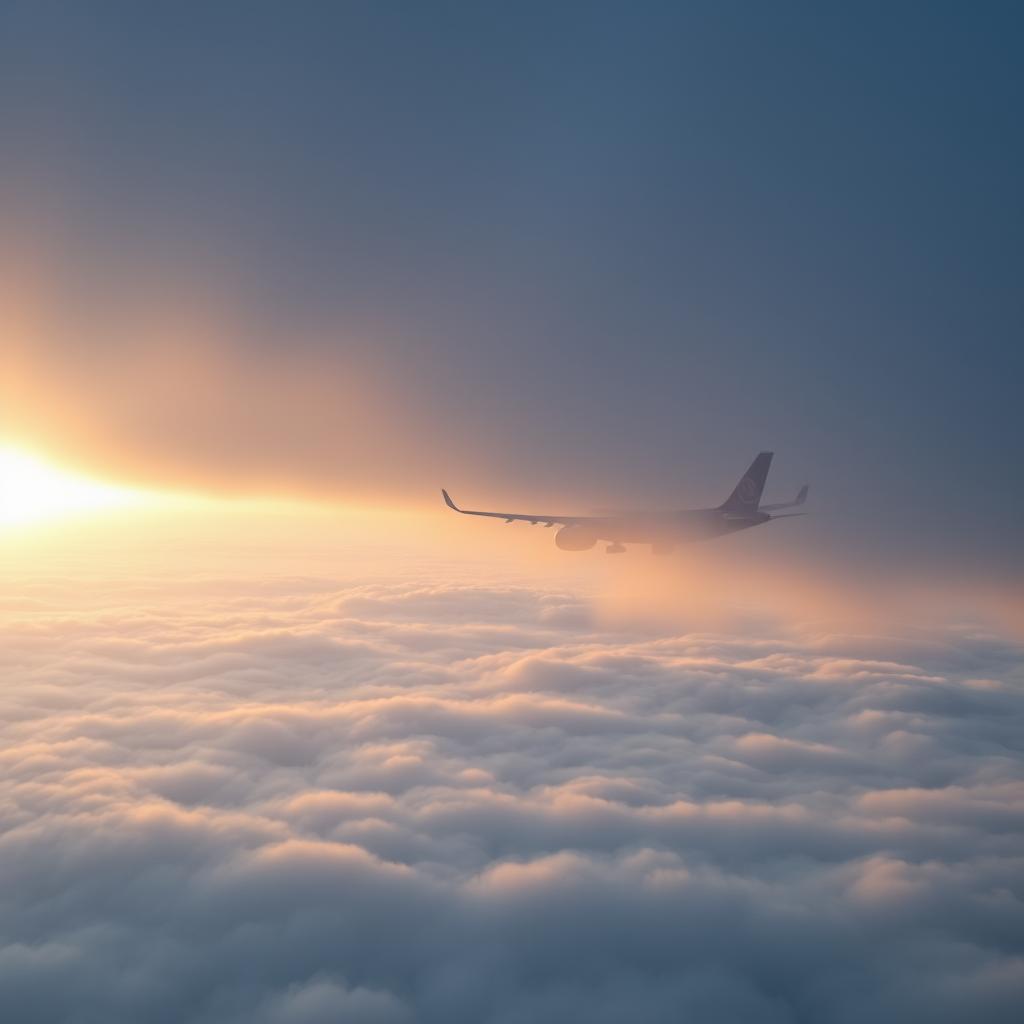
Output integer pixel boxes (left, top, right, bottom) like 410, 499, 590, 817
1, 558, 1021, 1023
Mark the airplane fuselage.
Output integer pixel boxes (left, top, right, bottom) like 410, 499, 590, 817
554, 509, 770, 552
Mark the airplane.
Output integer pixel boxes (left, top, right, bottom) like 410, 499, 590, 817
442, 452, 808, 554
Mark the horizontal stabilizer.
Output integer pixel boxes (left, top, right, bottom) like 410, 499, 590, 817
761, 483, 810, 512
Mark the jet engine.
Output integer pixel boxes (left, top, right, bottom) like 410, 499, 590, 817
555, 525, 598, 551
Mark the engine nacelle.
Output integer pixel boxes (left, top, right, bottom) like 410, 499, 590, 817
555, 525, 598, 551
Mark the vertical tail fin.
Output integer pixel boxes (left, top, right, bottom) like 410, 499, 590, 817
719, 452, 773, 512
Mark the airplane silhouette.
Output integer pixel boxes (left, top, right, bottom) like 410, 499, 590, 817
443, 452, 807, 554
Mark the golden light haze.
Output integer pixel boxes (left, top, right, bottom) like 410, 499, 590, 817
0, 248, 431, 504
0, 444, 152, 527
2, 438, 1019, 642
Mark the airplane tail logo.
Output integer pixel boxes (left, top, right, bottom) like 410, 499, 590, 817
719, 451, 773, 511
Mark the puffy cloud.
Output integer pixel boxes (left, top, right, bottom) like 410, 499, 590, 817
1, 570, 1023, 1023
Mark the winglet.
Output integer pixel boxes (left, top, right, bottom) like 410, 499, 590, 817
441, 488, 460, 512
796, 484, 809, 505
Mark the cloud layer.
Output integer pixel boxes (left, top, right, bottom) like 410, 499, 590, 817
2, 570, 1023, 1022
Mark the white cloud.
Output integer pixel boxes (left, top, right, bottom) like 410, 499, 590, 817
1, 572, 1022, 1022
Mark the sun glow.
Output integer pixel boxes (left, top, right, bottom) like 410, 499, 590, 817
0, 446, 146, 527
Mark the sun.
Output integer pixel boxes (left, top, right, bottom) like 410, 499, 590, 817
0, 445, 145, 527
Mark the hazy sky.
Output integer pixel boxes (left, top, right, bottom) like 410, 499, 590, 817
3, 2, 1022, 575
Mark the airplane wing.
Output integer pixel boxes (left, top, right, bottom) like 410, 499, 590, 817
761, 484, 809, 512
441, 489, 596, 527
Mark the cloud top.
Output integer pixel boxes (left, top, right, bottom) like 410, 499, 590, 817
2, 570, 1023, 1023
